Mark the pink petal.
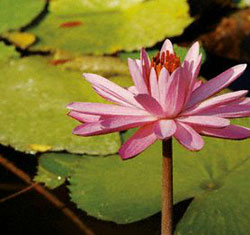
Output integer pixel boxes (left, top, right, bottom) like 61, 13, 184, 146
182, 90, 248, 116
193, 54, 202, 79
127, 86, 138, 95
165, 67, 187, 117
192, 80, 202, 91
158, 68, 170, 110
183, 42, 201, 78
180, 62, 195, 107
73, 115, 155, 136
160, 39, 174, 54
178, 116, 230, 128
140, 48, 150, 82
196, 125, 250, 140
184, 42, 200, 65
197, 103, 250, 118
84, 73, 141, 108
73, 121, 106, 136
128, 58, 149, 94
154, 120, 176, 139
149, 68, 160, 102
101, 116, 157, 129
92, 86, 132, 107
67, 102, 150, 116
68, 111, 100, 122
174, 122, 204, 151
185, 64, 247, 109
119, 124, 157, 159
135, 59, 142, 73
235, 97, 250, 105
135, 94, 164, 117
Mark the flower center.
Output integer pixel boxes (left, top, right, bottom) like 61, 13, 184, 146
150, 50, 180, 76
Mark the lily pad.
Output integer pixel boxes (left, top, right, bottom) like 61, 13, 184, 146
27, 0, 193, 55
50, 0, 145, 14
36, 145, 162, 223
2, 31, 36, 49
35, 117, 250, 231
0, 54, 122, 154
0, 0, 46, 33
52, 53, 129, 78
0, 42, 20, 61
174, 119, 250, 234
35, 153, 82, 188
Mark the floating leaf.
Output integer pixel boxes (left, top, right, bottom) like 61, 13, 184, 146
29, 144, 52, 152
0, 0, 46, 33
0, 42, 19, 61
52, 53, 129, 78
35, 117, 250, 230
27, 0, 193, 55
2, 32, 36, 49
50, 0, 145, 14
35, 153, 82, 188
174, 118, 250, 234
35, 165, 65, 189
0, 55, 121, 154
36, 144, 162, 223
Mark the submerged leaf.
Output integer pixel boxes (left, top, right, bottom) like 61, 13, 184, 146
27, 0, 193, 55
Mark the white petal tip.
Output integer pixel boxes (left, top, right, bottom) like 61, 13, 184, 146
83, 73, 92, 81
194, 41, 199, 47
66, 102, 74, 109
127, 58, 133, 63
164, 39, 172, 45
236, 64, 247, 71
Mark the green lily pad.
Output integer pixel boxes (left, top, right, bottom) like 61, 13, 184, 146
0, 54, 122, 154
0, 42, 20, 61
27, 0, 193, 55
35, 153, 82, 188
50, 0, 145, 14
35, 117, 250, 230
52, 54, 129, 77
174, 119, 250, 234
36, 143, 162, 223
0, 0, 46, 33
35, 165, 66, 189
69, 149, 162, 223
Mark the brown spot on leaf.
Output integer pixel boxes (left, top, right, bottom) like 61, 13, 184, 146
60, 21, 83, 28
50, 59, 71, 66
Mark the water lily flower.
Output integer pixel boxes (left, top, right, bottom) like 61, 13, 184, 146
67, 39, 250, 159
